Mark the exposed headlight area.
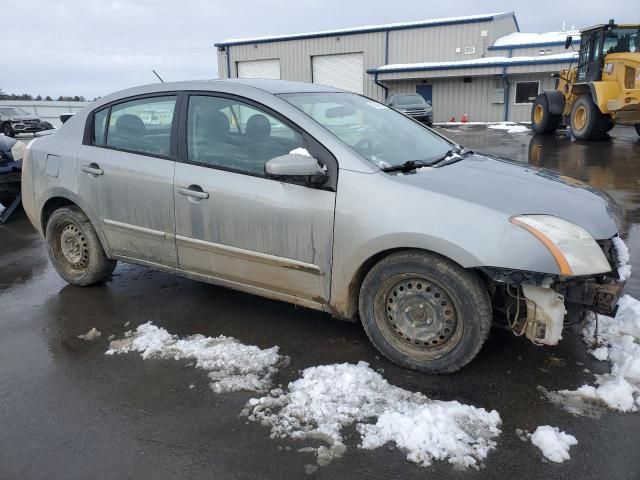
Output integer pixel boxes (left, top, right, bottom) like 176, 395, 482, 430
510, 214, 612, 276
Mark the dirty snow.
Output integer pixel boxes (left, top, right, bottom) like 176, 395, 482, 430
243, 361, 501, 469
488, 123, 530, 134
530, 426, 577, 463
543, 295, 640, 414
612, 236, 631, 281
78, 327, 101, 341
106, 322, 287, 393
0, 202, 5, 214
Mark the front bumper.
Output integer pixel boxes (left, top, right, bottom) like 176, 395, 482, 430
11, 122, 47, 134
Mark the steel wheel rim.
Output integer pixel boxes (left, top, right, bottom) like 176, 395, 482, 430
373, 274, 463, 359
55, 221, 90, 273
534, 104, 544, 124
574, 105, 587, 130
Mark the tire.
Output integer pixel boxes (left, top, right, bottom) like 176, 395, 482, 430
45, 205, 116, 286
2, 124, 15, 137
570, 95, 607, 140
359, 250, 492, 373
635, 124, 640, 137
531, 94, 561, 135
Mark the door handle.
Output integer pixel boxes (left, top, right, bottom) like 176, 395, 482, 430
178, 185, 209, 200
80, 163, 104, 176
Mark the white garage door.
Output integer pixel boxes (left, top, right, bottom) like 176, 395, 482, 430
312, 53, 364, 94
237, 59, 281, 79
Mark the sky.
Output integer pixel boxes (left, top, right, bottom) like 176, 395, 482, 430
1, 0, 636, 99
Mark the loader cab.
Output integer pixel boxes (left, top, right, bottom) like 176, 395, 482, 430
575, 22, 640, 83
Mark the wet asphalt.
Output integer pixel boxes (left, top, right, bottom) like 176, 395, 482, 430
1, 126, 640, 480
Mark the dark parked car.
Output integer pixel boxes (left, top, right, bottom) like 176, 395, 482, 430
0, 134, 24, 205
387, 94, 433, 126
0, 106, 53, 137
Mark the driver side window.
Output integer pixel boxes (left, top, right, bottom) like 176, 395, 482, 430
186, 95, 305, 176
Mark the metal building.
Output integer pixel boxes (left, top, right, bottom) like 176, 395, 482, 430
215, 12, 579, 123
0, 100, 89, 127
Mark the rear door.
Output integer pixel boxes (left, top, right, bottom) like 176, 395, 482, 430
173, 93, 336, 306
76, 94, 179, 266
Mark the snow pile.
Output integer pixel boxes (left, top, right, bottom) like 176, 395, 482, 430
492, 30, 580, 48
106, 322, 287, 393
612, 236, 631, 281
488, 123, 530, 134
544, 295, 640, 413
78, 327, 102, 341
530, 426, 577, 463
243, 361, 501, 469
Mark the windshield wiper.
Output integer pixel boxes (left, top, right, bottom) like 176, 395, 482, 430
381, 159, 432, 173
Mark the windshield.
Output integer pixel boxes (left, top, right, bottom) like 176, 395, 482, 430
603, 27, 639, 54
279, 92, 452, 169
0, 107, 29, 116
391, 95, 425, 106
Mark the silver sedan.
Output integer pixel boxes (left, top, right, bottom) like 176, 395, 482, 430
21, 79, 625, 372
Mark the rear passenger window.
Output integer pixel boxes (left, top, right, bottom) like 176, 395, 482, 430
187, 95, 304, 175
93, 108, 108, 146
106, 96, 176, 157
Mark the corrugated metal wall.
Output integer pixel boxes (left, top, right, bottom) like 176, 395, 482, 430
0, 100, 89, 127
217, 31, 387, 100
386, 77, 504, 123
507, 73, 558, 122
387, 20, 496, 64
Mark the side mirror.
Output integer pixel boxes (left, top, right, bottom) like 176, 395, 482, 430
265, 154, 328, 186
60, 113, 75, 124
564, 36, 573, 49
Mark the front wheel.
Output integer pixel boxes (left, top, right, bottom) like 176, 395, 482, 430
531, 94, 561, 134
46, 206, 116, 286
359, 250, 492, 373
2, 124, 14, 137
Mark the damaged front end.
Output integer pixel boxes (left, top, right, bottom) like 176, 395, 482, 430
482, 236, 627, 346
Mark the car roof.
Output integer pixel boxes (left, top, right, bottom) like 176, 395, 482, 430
103, 79, 342, 101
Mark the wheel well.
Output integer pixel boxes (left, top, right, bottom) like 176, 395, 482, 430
41, 197, 76, 233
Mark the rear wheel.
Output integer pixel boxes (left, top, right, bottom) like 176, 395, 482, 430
531, 94, 561, 134
570, 95, 608, 140
46, 206, 116, 286
359, 250, 491, 373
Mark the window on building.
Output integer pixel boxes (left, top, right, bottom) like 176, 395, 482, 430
106, 96, 177, 157
514, 81, 539, 104
186, 95, 305, 176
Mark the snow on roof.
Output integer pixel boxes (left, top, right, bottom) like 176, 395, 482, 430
216, 12, 511, 46
370, 52, 578, 73
491, 30, 580, 48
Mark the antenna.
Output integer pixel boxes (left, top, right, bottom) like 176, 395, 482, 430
153, 70, 165, 83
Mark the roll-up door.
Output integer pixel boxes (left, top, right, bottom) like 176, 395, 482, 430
237, 59, 281, 79
312, 53, 364, 94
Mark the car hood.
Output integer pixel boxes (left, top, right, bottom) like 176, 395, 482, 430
394, 154, 620, 239
9, 115, 39, 121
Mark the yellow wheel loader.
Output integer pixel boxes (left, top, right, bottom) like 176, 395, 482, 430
532, 20, 640, 140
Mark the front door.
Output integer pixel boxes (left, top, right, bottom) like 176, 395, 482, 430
76, 95, 179, 266
173, 94, 336, 305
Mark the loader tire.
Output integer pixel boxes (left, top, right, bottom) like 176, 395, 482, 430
570, 95, 607, 140
531, 94, 561, 135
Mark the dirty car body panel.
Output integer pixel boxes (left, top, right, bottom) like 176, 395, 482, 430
21, 79, 626, 371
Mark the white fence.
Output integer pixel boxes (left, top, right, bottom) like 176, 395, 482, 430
0, 100, 90, 127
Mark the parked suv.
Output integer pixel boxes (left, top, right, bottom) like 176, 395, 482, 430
21, 79, 625, 373
0, 106, 53, 137
387, 94, 433, 126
